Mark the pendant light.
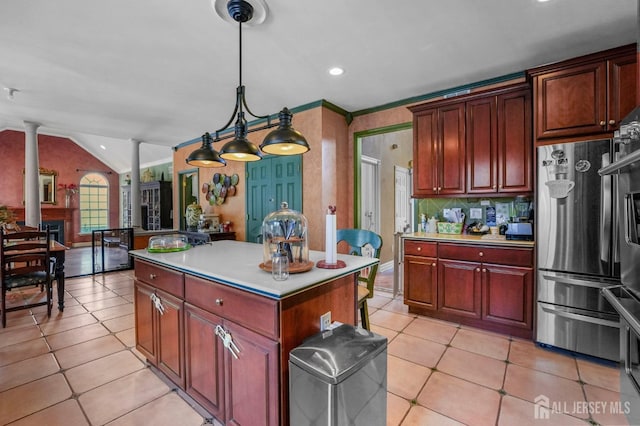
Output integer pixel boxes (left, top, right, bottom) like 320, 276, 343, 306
187, 0, 309, 166
186, 133, 226, 168
260, 108, 309, 155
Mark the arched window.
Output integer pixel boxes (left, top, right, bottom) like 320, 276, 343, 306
79, 173, 109, 233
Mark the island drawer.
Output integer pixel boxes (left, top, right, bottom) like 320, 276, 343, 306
135, 260, 185, 298
438, 243, 533, 267
185, 275, 279, 340
404, 240, 437, 257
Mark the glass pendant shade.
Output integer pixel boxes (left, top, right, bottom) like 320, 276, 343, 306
186, 133, 226, 168
260, 108, 310, 155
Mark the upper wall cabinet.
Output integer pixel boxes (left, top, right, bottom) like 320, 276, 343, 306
467, 85, 532, 194
528, 44, 637, 144
409, 102, 466, 197
409, 82, 532, 198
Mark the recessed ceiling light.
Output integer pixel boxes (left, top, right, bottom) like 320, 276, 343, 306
537, 0, 551, 2
100, 145, 106, 150
328, 67, 344, 76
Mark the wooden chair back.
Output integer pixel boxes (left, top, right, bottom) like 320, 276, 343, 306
336, 228, 383, 298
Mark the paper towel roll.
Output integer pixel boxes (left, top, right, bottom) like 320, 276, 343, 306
325, 214, 337, 264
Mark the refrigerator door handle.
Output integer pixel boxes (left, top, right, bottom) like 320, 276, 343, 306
539, 304, 619, 328
613, 173, 620, 264
600, 153, 611, 263
540, 272, 616, 289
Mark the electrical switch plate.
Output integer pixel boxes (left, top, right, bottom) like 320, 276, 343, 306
320, 311, 331, 331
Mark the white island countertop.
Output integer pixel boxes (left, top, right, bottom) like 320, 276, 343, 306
130, 240, 377, 299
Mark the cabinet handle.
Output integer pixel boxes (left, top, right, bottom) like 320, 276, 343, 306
215, 325, 240, 359
149, 273, 157, 280
476, 268, 481, 272
600, 120, 606, 126
417, 247, 421, 251
438, 187, 442, 191
150, 293, 165, 315
609, 119, 616, 125
478, 251, 484, 257
482, 268, 487, 273
492, 185, 496, 189
433, 187, 437, 191
215, 298, 224, 306
432, 263, 436, 267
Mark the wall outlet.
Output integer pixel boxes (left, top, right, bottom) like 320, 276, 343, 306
320, 311, 331, 331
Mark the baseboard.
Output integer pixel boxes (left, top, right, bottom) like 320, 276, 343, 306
379, 261, 394, 272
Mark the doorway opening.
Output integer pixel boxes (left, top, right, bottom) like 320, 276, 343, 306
178, 169, 199, 231
354, 123, 413, 295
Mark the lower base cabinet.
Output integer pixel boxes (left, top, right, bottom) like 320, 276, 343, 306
184, 303, 279, 426
134, 281, 185, 388
184, 303, 225, 419
135, 258, 356, 426
438, 260, 481, 319
404, 240, 533, 339
482, 264, 533, 329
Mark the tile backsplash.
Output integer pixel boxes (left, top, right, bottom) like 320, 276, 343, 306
416, 197, 529, 227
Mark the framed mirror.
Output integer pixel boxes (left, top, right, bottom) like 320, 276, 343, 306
39, 169, 57, 204
24, 168, 58, 204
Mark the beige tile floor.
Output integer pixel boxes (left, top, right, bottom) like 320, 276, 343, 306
0, 270, 629, 426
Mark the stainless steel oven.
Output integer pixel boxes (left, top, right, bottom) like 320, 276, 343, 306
602, 286, 640, 425
599, 107, 640, 425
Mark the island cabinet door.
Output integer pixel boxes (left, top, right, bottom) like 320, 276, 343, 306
155, 288, 185, 389
481, 264, 533, 330
437, 259, 482, 319
134, 281, 157, 364
184, 303, 225, 420
224, 319, 279, 426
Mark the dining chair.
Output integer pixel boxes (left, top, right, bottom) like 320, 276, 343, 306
1, 226, 53, 328
336, 228, 383, 330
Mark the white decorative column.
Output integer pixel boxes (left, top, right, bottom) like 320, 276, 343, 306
24, 121, 41, 227
130, 139, 142, 229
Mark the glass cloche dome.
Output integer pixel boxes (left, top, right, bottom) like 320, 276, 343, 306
261, 202, 311, 273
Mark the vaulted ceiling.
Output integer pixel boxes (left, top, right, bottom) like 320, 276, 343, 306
0, 0, 637, 173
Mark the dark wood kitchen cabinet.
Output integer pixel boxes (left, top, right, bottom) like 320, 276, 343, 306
410, 82, 532, 198
466, 86, 533, 194
403, 239, 534, 339
184, 303, 225, 419
403, 240, 438, 310
133, 249, 361, 426
482, 263, 533, 330
410, 102, 466, 197
184, 275, 279, 426
134, 262, 185, 388
438, 259, 481, 319
528, 44, 637, 144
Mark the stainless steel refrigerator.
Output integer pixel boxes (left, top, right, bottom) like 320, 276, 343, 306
536, 139, 621, 361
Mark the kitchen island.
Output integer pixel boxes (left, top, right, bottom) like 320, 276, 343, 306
130, 240, 377, 426
402, 232, 535, 339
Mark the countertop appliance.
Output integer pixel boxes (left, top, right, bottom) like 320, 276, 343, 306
536, 138, 621, 361
505, 222, 533, 241
600, 106, 640, 425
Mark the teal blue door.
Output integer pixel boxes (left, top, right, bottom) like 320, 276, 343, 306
246, 155, 302, 243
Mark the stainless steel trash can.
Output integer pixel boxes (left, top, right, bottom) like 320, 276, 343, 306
289, 324, 387, 425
